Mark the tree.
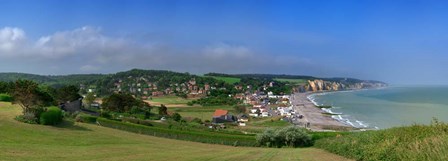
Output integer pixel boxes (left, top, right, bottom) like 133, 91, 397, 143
233, 105, 247, 114
158, 104, 168, 116
102, 93, 149, 113
84, 92, 96, 108
10, 80, 54, 122
56, 85, 81, 103
0, 81, 12, 93
256, 126, 312, 147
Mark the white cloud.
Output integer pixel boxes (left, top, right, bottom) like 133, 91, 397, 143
0, 27, 27, 54
0, 26, 321, 75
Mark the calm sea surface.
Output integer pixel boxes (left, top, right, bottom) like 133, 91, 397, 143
309, 86, 448, 129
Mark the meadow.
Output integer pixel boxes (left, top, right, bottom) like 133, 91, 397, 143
205, 76, 241, 84
150, 95, 193, 104
169, 105, 235, 121
0, 102, 350, 161
273, 78, 308, 85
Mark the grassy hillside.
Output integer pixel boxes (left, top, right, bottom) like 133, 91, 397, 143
315, 122, 448, 161
206, 76, 241, 84
274, 78, 308, 85
0, 102, 350, 161
150, 96, 194, 104
170, 105, 234, 121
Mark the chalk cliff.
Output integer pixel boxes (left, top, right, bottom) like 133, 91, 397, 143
299, 79, 386, 92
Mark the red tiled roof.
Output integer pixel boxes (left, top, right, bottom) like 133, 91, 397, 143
213, 109, 228, 117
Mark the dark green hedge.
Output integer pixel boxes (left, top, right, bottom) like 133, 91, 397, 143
76, 114, 98, 123
0, 93, 12, 102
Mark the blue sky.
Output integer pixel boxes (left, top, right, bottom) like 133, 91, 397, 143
0, 0, 447, 84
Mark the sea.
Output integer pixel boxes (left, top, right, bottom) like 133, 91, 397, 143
308, 86, 448, 129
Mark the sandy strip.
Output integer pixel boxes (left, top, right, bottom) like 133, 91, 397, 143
291, 92, 352, 131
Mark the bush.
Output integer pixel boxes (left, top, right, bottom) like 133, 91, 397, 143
0, 93, 12, 102
75, 114, 98, 123
39, 107, 63, 125
121, 117, 153, 126
172, 113, 182, 122
100, 111, 112, 119
139, 120, 154, 126
256, 128, 276, 147
277, 126, 312, 147
256, 126, 312, 147
122, 117, 140, 124
191, 118, 203, 124
15, 115, 38, 124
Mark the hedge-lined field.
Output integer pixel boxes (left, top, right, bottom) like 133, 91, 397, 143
0, 102, 350, 161
97, 118, 257, 146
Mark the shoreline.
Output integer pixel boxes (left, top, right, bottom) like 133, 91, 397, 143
291, 88, 384, 131
291, 92, 353, 131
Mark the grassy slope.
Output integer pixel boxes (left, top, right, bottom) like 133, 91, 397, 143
0, 102, 350, 161
206, 76, 241, 84
171, 105, 235, 121
274, 78, 308, 85
315, 123, 448, 161
150, 96, 193, 104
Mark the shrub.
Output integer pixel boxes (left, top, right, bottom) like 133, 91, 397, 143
0, 93, 12, 102
15, 115, 38, 124
172, 113, 182, 122
256, 126, 312, 147
122, 117, 140, 124
100, 111, 112, 119
276, 126, 312, 147
139, 120, 154, 126
191, 118, 203, 124
256, 128, 276, 147
75, 114, 98, 123
40, 107, 63, 125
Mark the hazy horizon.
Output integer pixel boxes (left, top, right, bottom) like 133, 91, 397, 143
1, 0, 448, 85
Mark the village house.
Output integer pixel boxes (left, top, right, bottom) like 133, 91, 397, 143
212, 109, 236, 124
237, 114, 249, 126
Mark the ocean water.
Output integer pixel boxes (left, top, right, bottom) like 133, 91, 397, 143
308, 86, 448, 129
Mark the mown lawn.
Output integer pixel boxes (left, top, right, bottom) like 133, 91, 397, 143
150, 95, 193, 104
0, 102, 350, 161
274, 78, 308, 85
207, 76, 241, 84
170, 105, 235, 121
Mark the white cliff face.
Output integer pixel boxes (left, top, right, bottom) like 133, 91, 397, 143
304, 79, 386, 92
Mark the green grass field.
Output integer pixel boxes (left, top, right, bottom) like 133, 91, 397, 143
207, 76, 241, 84
150, 95, 193, 104
0, 102, 350, 161
170, 105, 235, 121
274, 78, 308, 85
